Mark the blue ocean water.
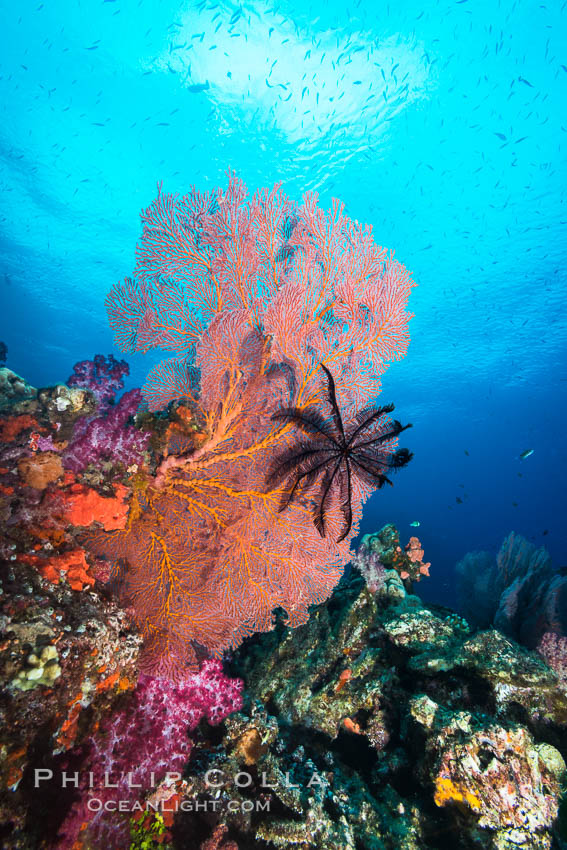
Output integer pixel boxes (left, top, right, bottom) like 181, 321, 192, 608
1, 0, 566, 609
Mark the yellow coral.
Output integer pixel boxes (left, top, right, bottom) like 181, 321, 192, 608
434, 776, 482, 811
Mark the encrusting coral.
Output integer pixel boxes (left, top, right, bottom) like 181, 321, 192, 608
17, 451, 64, 489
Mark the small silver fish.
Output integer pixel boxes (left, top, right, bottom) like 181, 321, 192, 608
410, 520, 420, 527
187, 81, 210, 93
519, 448, 534, 460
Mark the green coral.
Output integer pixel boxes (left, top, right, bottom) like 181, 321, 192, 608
128, 811, 169, 850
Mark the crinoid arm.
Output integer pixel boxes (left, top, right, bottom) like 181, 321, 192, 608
266, 441, 336, 511
271, 405, 339, 444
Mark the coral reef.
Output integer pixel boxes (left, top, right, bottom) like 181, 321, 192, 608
538, 631, 567, 685
0, 360, 246, 850
359, 523, 430, 584
3, 167, 565, 850
423, 709, 562, 844
63, 544, 562, 850
1, 358, 566, 850
227, 559, 567, 849
456, 531, 567, 646
0, 358, 149, 844
0, 354, 151, 568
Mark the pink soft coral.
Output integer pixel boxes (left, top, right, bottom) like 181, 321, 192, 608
56, 659, 243, 849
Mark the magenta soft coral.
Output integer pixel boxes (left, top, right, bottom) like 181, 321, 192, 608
56, 659, 243, 849
63, 354, 150, 472
67, 353, 129, 408
63, 388, 150, 472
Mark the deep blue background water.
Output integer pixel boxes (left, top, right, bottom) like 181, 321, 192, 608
1, 0, 566, 608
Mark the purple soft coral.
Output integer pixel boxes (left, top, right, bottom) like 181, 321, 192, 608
56, 659, 243, 849
67, 354, 129, 408
63, 388, 150, 472
350, 543, 386, 594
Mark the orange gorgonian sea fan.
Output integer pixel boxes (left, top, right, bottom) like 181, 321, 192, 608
91, 174, 415, 680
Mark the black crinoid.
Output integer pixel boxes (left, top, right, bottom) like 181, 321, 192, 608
266, 365, 413, 543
